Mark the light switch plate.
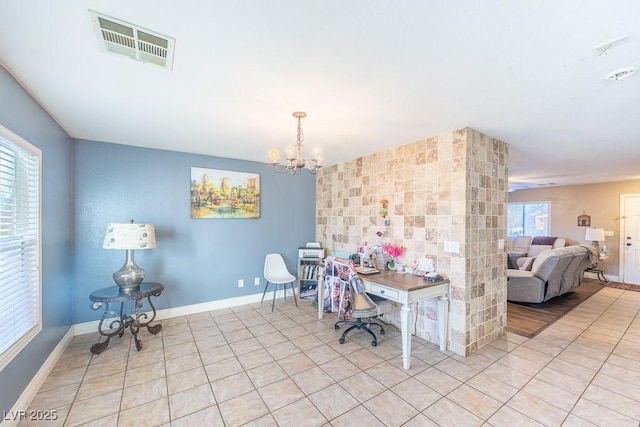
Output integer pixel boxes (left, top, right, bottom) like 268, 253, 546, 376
498, 239, 505, 250
604, 230, 614, 237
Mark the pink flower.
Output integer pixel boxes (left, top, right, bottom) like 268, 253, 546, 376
382, 243, 405, 259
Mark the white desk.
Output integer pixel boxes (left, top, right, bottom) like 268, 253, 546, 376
318, 270, 449, 369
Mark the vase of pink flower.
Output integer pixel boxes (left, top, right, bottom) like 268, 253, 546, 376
382, 242, 405, 270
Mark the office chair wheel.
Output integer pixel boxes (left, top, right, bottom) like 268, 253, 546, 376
371, 340, 377, 347
380, 328, 385, 335
339, 337, 345, 344
334, 325, 339, 330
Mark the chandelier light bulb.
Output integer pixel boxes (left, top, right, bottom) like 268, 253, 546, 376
269, 112, 322, 175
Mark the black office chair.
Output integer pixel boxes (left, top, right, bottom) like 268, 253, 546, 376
329, 258, 390, 347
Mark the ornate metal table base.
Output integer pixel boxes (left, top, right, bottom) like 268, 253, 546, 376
89, 282, 164, 354
586, 267, 609, 285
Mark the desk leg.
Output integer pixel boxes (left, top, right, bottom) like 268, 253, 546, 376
318, 276, 324, 320
438, 294, 449, 352
401, 303, 412, 370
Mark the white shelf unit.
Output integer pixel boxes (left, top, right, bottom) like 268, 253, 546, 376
298, 257, 323, 299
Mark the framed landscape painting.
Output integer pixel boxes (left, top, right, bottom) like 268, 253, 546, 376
190, 167, 260, 219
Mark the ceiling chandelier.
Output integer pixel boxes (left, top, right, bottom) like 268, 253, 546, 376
269, 112, 322, 175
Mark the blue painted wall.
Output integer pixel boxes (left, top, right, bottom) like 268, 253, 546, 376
74, 140, 316, 323
0, 66, 75, 412
0, 64, 316, 413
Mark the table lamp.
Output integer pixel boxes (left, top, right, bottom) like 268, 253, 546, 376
103, 220, 156, 291
585, 227, 605, 254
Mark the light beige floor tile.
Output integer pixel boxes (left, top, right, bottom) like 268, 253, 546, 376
218, 390, 269, 425
534, 366, 590, 396
121, 377, 167, 410
304, 344, 342, 365
561, 414, 598, 426
118, 396, 170, 427
414, 367, 462, 395
318, 356, 361, 381
447, 383, 502, 420
582, 384, 640, 419
229, 337, 263, 355
410, 345, 449, 365
164, 352, 203, 376
329, 404, 387, 427
364, 361, 409, 388
237, 348, 275, 370
423, 397, 483, 427
168, 383, 216, 420
483, 362, 534, 389
270, 397, 327, 426
166, 366, 209, 395
74, 372, 124, 402
571, 398, 639, 427
497, 353, 544, 376
124, 361, 165, 388
246, 361, 288, 388
599, 362, 640, 387
168, 404, 224, 427
27, 382, 79, 410
362, 389, 419, 425
265, 340, 301, 360
238, 413, 278, 427
199, 344, 235, 365
522, 378, 580, 412
163, 340, 197, 360
65, 389, 122, 426
434, 357, 480, 382
339, 371, 386, 403
466, 371, 519, 403
309, 383, 359, 420
391, 377, 441, 411
39, 366, 87, 392
256, 331, 289, 347
210, 371, 255, 403
591, 372, 640, 401
257, 378, 305, 411
486, 405, 545, 427
203, 356, 243, 382
292, 366, 336, 395
161, 332, 195, 348
506, 390, 568, 426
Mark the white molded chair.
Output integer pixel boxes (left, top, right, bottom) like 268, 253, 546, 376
262, 253, 298, 311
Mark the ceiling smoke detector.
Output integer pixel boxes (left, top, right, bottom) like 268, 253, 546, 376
89, 10, 175, 70
605, 67, 638, 81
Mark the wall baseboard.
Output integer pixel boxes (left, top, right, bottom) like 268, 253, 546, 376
73, 290, 278, 335
5, 328, 75, 427
584, 271, 619, 282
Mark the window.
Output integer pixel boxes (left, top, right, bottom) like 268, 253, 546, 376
507, 202, 550, 237
0, 125, 41, 371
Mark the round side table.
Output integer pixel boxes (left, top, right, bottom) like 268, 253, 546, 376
89, 282, 164, 354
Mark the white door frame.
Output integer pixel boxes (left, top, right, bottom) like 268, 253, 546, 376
619, 193, 640, 284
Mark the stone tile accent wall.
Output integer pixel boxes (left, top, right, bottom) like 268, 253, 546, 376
316, 127, 508, 356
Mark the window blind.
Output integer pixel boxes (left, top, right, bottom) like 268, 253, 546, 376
0, 126, 41, 371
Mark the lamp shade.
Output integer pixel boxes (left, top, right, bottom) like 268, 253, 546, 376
585, 228, 605, 242
103, 223, 156, 250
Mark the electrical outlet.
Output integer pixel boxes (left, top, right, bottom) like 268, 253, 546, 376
444, 241, 460, 253
238, 279, 244, 288
254, 277, 260, 286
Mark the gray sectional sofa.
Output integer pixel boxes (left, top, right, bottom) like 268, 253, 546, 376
507, 245, 598, 303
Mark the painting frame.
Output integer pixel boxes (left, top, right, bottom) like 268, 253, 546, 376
577, 214, 591, 227
190, 166, 260, 219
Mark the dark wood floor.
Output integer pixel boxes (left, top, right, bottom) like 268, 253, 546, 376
506, 280, 603, 338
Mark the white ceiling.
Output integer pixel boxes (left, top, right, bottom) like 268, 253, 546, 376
1, 1, 639, 190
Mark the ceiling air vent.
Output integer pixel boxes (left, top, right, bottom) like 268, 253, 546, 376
89, 10, 175, 70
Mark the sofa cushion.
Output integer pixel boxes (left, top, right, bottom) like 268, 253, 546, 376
528, 244, 552, 257
519, 257, 535, 271
531, 236, 557, 245
509, 236, 532, 252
